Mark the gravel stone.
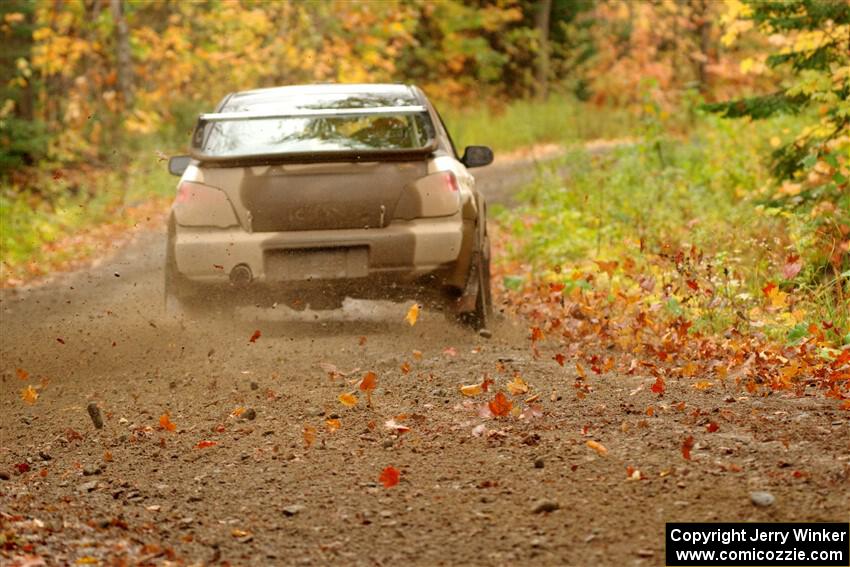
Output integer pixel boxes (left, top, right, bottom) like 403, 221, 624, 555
750, 491, 775, 507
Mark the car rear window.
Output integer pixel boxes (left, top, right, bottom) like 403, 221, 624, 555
193, 93, 436, 158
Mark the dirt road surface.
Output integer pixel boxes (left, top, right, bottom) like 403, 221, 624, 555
2, 159, 848, 566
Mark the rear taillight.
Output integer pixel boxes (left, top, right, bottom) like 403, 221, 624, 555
443, 171, 459, 192
172, 181, 239, 228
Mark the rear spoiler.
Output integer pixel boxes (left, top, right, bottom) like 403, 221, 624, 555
198, 105, 429, 122
192, 105, 436, 166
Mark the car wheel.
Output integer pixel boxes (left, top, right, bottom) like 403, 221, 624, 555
458, 230, 492, 332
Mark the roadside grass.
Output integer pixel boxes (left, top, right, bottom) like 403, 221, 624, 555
441, 95, 640, 152
0, 151, 174, 285
494, 111, 849, 348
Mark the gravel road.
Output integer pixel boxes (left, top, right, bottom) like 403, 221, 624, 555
2, 157, 848, 566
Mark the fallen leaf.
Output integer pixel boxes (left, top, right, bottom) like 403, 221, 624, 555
359, 335, 367, 346
693, 380, 713, 391
400, 361, 411, 374
553, 353, 566, 366
230, 407, 246, 418
384, 419, 410, 434
21, 385, 38, 404
16, 368, 29, 380
338, 392, 358, 407
530, 327, 544, 342
249, 330, 261, 343
231, 528, 250, 538
706, 422, 720, 433
460, 383, 483, 397
586, 440, 608, 456
412, 350, 423, 360
782, 255, 802, 280
159, 413, 176, 432
405, 303, 420, 326
303, 425, 316, 448
506, 376, 529, 395
379, 466, 400, 488
443, 347, 457, 357
359, 371, 377, 391
195, 440, 217, 449
651, 376, 665, 395
681, 435, 695, 460
488, 391, 512, 417
326, 418, 341, 432
646, 406, 654, 417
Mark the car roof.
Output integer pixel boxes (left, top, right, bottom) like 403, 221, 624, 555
221, 83, 423, 111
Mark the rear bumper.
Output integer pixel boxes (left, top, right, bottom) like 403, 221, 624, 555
172, 214, 467, 285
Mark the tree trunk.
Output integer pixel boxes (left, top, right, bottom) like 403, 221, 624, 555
535, 0, 552, 100
696, 0, 711, 95
110, 0, 133, 108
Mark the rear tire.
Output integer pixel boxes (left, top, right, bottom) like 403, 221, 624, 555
458, 232, 492, 332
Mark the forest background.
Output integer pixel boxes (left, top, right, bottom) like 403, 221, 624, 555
1, 0, 848, 352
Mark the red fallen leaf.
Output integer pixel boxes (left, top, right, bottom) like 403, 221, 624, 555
379, 466, 400, 488
553, 353, 566, 367
530, 327, 544, 342
651, 376, 665, 395
481, 376, 494, 392
792, 470, 807, 478
681, 435, 695, 460
359, 336, 367, 346
762, 281, 777, 297
196, 440, 217, 449
686, 279, 699, 291
488, 391, 512, 417
15, 462, 30, 474
16, 368, 29, 380
249, 330, 261, 343
65, 428, 83, 442
706, 421, 720, 433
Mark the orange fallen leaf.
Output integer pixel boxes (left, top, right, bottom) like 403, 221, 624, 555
412, 350, 423, 360
693, 380, 713, 391
230, 407, 246, 418
681, 435, 695, 460
326, 418, 341, 432
379, 466, 400, 488
21, 385, 38, 405
460, 383, 483, 397
841, 400, 850, 411
359, 371, 377, 391
488, 391, 512, 417
359, 335, 367, 346
231, 528, 250, 538
103, 450, 113, 462
646, 406, 654, 417
400, 361, 411, 374
249, 330, 261, 343
159, 413, 176, 432
195, 440, 217, 449
303, 425, 317, 448
586, 440, 608, 456
359, 371, 377, 406
530, 327, 544, 342
405, 303, 420, 326
16, 368, 29, 380
338, 392, 358, 407
553, 353, 565, 366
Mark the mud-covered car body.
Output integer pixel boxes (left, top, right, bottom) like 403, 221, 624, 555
165, 83, 493, 326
